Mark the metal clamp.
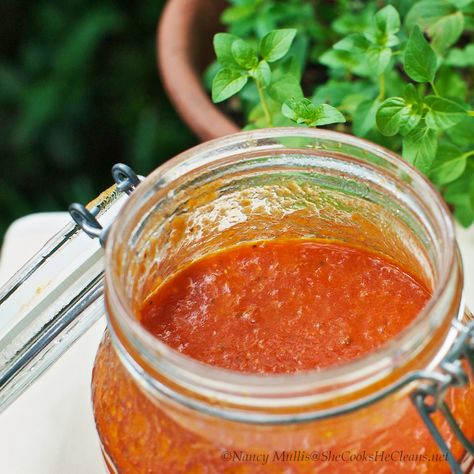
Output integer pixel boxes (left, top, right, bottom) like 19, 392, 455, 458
69, 163, 140, 247
412, 319, 474, 474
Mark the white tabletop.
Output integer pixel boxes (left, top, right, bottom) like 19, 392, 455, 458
0, 214, 105, 474
0, 213, 473, 474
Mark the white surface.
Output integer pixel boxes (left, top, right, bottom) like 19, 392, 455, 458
0, 213, 473, 474
0, 214, 105, 474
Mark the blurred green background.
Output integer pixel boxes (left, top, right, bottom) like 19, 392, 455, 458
0, 0, 198, 240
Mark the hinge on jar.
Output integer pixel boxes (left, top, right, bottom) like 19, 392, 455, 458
68, 163, 141, 247
411, 319, 474, 474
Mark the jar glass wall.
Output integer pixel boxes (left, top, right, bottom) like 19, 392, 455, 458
93, 128, 474, 473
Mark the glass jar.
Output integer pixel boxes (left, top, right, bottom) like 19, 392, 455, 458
92, 128, 474, 473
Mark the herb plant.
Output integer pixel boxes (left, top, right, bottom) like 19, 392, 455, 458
211, 29, 344, 128
208, 0, 474, 227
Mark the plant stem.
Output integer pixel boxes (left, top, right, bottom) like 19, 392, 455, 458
255, 79, 272, 127
378, 74, 385, 101
463, 150, 474, 159
468, 111, 474, 117
430, 81, 440, 96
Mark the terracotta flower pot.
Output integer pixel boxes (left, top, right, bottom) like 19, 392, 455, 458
157, 0, 240, 142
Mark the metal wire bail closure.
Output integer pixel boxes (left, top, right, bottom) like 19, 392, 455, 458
69, 163, 140, 247
411, 319, 474, 474
111, 163, 141, 195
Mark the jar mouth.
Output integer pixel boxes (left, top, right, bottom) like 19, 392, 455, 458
104, 127, 461, 411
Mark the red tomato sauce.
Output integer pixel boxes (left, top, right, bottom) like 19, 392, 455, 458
140, 239, 430, 373
93, 239, 474, 473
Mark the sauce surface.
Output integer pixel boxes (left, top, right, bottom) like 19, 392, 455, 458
94, 239, 474, 473
140, 240, 430, 373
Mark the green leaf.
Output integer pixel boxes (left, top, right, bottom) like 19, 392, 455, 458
339, 94, 371, 116
402, 123, 438, 173
282, 98, 345, 127
403, 83, 420, 104
238, 81, 259, 110
430, 145, 467, 184
424, 96, 466, 130
312, 104, 346, 127
405, 1, 464, 53
464, 9, 474, 31
405, 1, 453, 32
353, 100, 380, 137
268, 75, 303, 103
260, 29, 297, 63
318, 49, 353, 69
395, 0, 421, 17
404, 26, 438, 83
446, 116, 474, 148
272, 113, 296, 127
449, 0, 473, 7
221, 4, 256, 25
376, 97, 421, 136
313, 80, 376, 108
445, 45, 474, 67
401, 84, 424, 134
384, 68, 407, 97
281, 97, 316, 125
332, 6, 376, 35
278, 34, 308, 80
213, 33, 240, 68
366, 46, 392, 75
434, 67, 467, 100
375, 5, 401, 35
444, 168, 474, 227
318, 49, 370, 77
231, 39, 258, 70
428, 11, 464, 53
251, 60, 271, 88
203, 61, 221, 91
365, 6, 400, 49
212, 68, 248, 103
249, 95, 289, 128
333, 34, 370, 53
376, 98, 406, 136
242, 123, 259, 131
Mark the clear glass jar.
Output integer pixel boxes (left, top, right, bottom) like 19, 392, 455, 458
92, 128, 474, 473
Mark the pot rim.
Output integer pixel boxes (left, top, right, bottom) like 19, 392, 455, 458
157, 0, 239, 142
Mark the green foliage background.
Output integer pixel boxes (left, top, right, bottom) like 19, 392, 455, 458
0, 0, 197, 240
208, 0, 474, 227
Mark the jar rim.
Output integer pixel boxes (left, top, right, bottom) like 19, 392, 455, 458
104, 127, 461, 412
